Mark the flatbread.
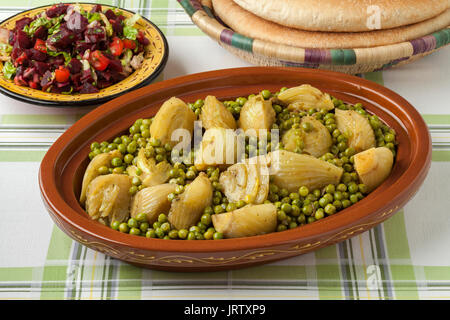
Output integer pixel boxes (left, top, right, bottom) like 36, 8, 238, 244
213, 0, 450, 49
233, 0, 450, 32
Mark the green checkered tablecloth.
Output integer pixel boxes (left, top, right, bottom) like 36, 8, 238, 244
1, 0, 450, 300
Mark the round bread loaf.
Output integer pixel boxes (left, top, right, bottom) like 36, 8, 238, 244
232, 0, 450, 32
213, 0, 450, 48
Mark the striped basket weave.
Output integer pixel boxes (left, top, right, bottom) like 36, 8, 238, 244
178, 0, 450, 74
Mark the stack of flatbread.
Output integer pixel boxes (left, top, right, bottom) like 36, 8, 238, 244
211, 0, 450, 49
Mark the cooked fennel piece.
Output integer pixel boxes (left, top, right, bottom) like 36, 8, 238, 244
130, 183, 177, 224
219, 155, 270, 204
168, 172, 213, 230
80, 149, 122, 205
238, 94, 275, 137
194, 127, 239, 171
268, 150, 343, 192
149, 97, 196, 148
129, 148, 172, 187
211, 203, 277, 238
277, 84, 334, 111
335, 109, 376, 153
282, 116, 332, 157
199, 95, 237, 130
354, 147, 394, 192
85, 174, 132, 225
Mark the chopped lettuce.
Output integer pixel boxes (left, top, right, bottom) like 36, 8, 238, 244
99, 13, 113, 37
2, 61, 16, 80
124, 13, 141, 27
47, 50, 72, 65
23, 17, 52, 36
88, 12, 102, 23
120, 49, 133, 67
0, 43, 12, 55
123, 13, 141, 40
123, 25, 138, 40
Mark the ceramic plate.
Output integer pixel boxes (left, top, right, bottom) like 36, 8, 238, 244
39, 67, 431, 271
0, 3, 168, 106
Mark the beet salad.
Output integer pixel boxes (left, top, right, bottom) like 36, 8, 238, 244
0, 3, 150, 94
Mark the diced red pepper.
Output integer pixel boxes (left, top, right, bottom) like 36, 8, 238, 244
109, 37, 124, 56
15, 52, 28, 65
122, 39, 136, 50
55, 66, 70, 83
89, 50, 110, 71
28, 80, 39, 89
34, 38, 47, 53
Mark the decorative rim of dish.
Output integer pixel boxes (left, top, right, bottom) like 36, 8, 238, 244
178, 0, 450, 70
0, 2, 169, 107
39, 66, 431, 253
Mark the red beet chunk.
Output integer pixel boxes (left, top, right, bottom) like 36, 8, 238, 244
66, 11, 88, 33
15, 17, 32, 31
46, 4, 68, 18
16, 30, 32, 49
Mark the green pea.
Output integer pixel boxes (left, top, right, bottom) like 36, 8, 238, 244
350, 194, 359, 204
119, 223, 129, 233
168, 230, 178, 239
167, 192, 176, 202
302, 204, 313, 216
226, 202, 237, 212
140, 222, 149, 233
127, 218, 138, 228
110, 220, 120, 230
128, 185, 138, 195
303, 216, 313, 224
213, 232, 223, 240
277, 210, 287, 221
261, 89, 271, 99
296, 214, 306, 224
112, 167, 124, 174
160, 222, 171, 233
204, 229, 214, 240
358, 184, 368, 194
98, 166, 109, 175
315, 208, 325, 220
299, 186, 309, 197
175, 185, 184, 194
127, 141, 137, 154
157, 213, 168, 223
325, 184, 335, 194
201, 213, 212, 226
291, 205, 301, 217
146, 229, 156, 238
111, 157, 122, 167
129, 227, 140, 236
124, 154, 134, 164
131, 176, 141, 186
281, 203, 292, 214
319, 197, 329, 208
348, 183, 359, 194
155, 228, 165, 238
178, 229, 188, 239
136, 212, 147, 222
149, 137, 161, 147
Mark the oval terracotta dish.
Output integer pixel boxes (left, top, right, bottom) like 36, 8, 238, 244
39, 67, 431, 272
0, 3, 168, 107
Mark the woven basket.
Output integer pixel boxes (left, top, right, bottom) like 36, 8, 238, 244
178, 0, 450, 74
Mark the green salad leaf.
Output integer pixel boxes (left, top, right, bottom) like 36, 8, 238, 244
47, 50, 72, 65
23, 17, 52, 36
2, 61, 16, 80
123, 25, 138, 40
88, 12, 102, 23
123, 13, 141, 40
0, 43, 12, 55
